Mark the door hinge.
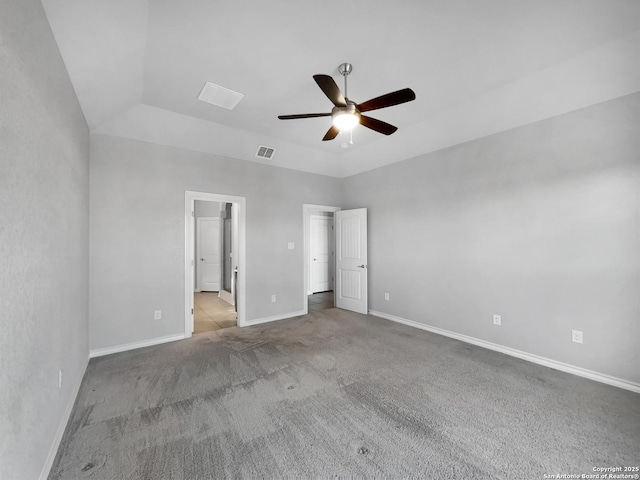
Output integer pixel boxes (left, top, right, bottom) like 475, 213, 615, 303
191, 211, 194, 217
191, 308, 194, 315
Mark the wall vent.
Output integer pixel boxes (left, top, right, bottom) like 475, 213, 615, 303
256, 145, 276, 159
197, 82, 244, 110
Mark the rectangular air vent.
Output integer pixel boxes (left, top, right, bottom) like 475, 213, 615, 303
197, 82, 244, 110
256, 145, 275, 159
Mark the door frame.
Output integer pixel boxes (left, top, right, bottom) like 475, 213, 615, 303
303, 204, 340, 314
185, 191, 246, 335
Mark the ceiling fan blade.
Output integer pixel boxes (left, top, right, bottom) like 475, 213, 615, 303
360, 115, 398, 135
357, 88, 416, 113
313, 74, 346, 107
322, 125, 340, 141
278, 113, 331, 120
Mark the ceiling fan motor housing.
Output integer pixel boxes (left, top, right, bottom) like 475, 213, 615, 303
331, 102, 359, 117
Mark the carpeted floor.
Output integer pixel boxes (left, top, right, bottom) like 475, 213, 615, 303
49, 309, 639, 479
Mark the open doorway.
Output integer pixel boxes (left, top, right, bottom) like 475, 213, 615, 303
193, 200, 236, 334
303, 204, 340, 314
185, 192, 246, 337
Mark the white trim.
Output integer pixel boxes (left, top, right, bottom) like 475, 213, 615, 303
243, 310, 306, 327
89, 334, 185, 358
369, 310, 640, 394
219, 289, 234, 305
185, 191, 246, 334
39, 355, 89, 480
303, 204, 340, 315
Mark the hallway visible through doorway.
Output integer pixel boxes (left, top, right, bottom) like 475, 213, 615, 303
303, 204, 340, 315
194, 292, 236, 334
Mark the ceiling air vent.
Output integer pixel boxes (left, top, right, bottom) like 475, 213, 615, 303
256, 145, 276, 159
197, 82, 244, 110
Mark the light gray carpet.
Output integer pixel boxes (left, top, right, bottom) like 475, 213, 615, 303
50, 309, 639, 479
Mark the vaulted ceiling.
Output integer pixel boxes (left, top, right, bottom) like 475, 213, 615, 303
42, 0, 639, 177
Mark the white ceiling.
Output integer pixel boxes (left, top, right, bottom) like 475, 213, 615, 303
42, 0, 640, 178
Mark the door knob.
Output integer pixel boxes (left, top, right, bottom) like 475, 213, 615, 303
357, 264, 367, 268
200, 258, 204, 261
313, 258, 317, 261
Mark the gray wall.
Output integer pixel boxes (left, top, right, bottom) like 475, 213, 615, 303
89, 134, 342, 350
342, 92, 640, 384
0, 1, 90, 478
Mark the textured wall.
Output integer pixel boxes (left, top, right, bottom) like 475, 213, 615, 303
89, 134, 343, 350
0, 1, 90, 478
342, 93, 640, 384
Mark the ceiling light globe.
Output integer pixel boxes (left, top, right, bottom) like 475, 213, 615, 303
332, 112, 359, 131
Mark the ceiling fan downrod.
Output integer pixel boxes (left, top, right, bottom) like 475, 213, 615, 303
338, 62, 352, 100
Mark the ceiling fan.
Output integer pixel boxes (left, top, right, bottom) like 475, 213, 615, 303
278, 63, 416, 141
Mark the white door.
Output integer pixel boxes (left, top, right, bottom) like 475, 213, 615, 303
335, 208, 368, 314
310, 215, 333, 293
197, 217, 221, 291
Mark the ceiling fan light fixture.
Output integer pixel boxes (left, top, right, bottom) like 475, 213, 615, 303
332, 112, 359, 131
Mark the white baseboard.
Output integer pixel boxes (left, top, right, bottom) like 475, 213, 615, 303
39, 355, 89, 480
369, 310, 640, 394
89, 333, 186, 358
219, 290, 234, 305
243, 309, 306, 327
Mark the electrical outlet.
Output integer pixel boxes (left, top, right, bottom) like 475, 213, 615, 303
384, 293, 390, 301
58, 369, 62, 389
493, 314, 501, 326
154, 310, 162, 320
572, 330, 583, 344
271, 295, 276, 303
